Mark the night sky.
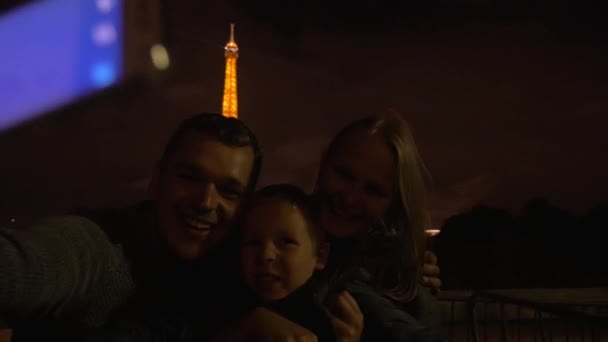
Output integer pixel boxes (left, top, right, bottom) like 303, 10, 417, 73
1, 0, 607, 228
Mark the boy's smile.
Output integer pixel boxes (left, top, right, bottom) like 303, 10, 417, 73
240, 198, 325, 301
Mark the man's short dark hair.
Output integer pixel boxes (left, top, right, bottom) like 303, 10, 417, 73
249, 184, 325, 246
159, 112, 263, 192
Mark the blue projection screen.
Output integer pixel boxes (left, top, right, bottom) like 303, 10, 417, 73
0, 0, 123, 132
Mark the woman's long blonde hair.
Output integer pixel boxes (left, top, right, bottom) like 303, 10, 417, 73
324, 110, 431, 302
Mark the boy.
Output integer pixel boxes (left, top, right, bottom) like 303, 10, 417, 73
237, 184, 437, 342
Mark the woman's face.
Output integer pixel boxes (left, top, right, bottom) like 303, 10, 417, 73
317, 128, 397, 238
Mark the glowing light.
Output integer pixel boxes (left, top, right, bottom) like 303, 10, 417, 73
96, 0, 115, 13
150, 44, 170, 70
425, 229, 440, 237
10, 218, 15, 223
92, 22, 117, 46
222, 23, 238, 118
90, 62, 116, 88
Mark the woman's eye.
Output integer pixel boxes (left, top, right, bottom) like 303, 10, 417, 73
334, 166, 354, 181
366, 185, 386, 198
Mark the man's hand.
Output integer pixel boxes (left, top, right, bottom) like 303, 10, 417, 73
215, 307, 317, 342
421, 251, 442, 294
326, 291, 363, 342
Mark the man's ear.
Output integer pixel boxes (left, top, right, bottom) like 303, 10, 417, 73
315, 241, 330, 271
148, 164, 161, 197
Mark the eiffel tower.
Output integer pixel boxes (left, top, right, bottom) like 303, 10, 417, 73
221, 23, 238, 118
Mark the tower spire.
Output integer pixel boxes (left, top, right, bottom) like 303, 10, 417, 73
222, 23, 239, 118
229, 23, 235, 44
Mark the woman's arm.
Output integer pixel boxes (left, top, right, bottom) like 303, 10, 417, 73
325, 291, 364, 342
402, 285, 444, 338
346, 279, 444, 342
420, 251, 441, 294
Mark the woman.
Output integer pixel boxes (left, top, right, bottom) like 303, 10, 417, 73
316, 111, 442, 333
233, 111, 443, 341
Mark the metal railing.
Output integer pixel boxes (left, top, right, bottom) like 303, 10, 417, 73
438, 288, 608, 342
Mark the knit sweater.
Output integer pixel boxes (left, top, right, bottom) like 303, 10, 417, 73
0, 215, 135, 341
0, 202, 233, 341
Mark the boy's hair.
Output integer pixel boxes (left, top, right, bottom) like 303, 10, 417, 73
159, 112, 263, 193
247, 184, 325, 247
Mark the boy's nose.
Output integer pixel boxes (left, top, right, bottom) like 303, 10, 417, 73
258, 243, 277, 263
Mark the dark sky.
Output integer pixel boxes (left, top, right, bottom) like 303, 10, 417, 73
1, 0, 607, 227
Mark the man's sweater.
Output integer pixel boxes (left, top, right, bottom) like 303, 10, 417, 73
0, 215, 135, 340
0, 202, 232, 341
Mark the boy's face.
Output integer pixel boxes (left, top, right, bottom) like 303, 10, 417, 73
240, 198, 326, 301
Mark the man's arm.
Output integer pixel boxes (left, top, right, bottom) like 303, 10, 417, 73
0, 215, 134, 329
214, 307, 319, 342
407, 285, 444, 338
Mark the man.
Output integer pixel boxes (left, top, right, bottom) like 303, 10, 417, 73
0, 113, 440, 341
0, 113, 261, 340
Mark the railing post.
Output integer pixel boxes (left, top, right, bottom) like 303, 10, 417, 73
450, 300, 456, 342
438, 288, 608, 342
500, 303, 507, 342
467, 292, 480, 342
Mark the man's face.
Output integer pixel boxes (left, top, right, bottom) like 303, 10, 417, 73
152, 131, 255, 260
240, 198, 325, 302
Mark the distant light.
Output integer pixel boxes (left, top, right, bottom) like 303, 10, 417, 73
425, 229, 440, 237
10, 218, 15, 223
92, 22, 117, 47
150, 44, 170, 70
91, 62, 116, 88
96, 0, 115, 13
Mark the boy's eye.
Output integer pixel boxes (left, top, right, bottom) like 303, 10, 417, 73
281, 237, 298, 246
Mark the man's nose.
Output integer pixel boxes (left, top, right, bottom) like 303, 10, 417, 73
196, 183, 218, 211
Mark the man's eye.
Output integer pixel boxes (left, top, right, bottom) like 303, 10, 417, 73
219, 187, 242, 199
177, 173, 199, 181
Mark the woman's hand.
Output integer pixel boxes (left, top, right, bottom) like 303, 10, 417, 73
215, 307, 317, 342
325, 291, 364, 342
421, 250, 442, 294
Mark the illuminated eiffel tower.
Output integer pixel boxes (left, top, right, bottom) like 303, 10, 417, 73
222, 23, 238, 118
